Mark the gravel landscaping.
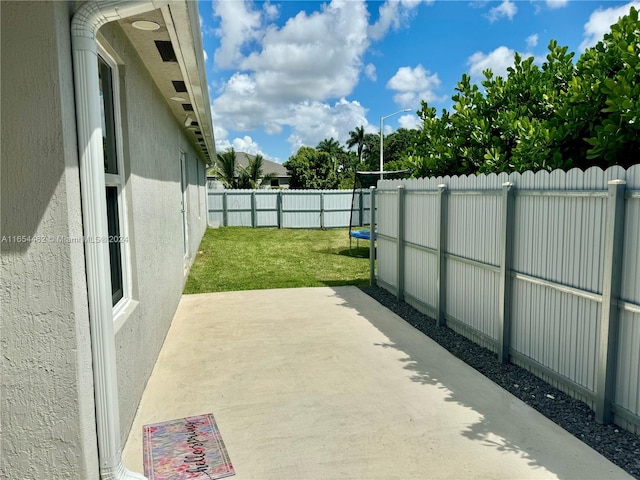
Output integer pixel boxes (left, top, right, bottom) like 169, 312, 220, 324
362, 285, 640, 479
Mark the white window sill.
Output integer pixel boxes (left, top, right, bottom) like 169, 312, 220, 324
114, 298, 139, 334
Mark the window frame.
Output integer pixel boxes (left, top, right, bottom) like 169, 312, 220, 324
97, 43, 132, 318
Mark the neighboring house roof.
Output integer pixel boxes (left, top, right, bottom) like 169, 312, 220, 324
117, 3, 215, 163
234, 152, 290, 177
209, 151, 290, 178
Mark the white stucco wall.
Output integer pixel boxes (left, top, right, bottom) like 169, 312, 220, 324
0, 2, 99, 479
1, 4, 208, 478
96, 22, 208, 445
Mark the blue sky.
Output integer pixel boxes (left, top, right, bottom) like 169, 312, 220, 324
199, 0, 639, 163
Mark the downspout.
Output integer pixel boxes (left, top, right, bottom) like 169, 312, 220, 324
71, 2, 169, 479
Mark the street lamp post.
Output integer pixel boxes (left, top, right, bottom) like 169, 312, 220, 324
379, 108, 411, 179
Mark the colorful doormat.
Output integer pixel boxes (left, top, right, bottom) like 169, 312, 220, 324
142, 413, 235, 480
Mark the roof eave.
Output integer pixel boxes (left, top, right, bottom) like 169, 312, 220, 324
161, 1, 215, 164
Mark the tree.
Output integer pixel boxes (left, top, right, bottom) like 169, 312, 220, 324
283, 146, 339, 189
211, 149, 277, 189
316, 137, 344, 173
237, 154, 277, 189
212, 147, 239, 188
384, 128, 417, 167
316, 137, 343, 157
361, 133, 381, 172
560, 7, 640, 168
408, 9, 640, 177
346, 126, 366, 164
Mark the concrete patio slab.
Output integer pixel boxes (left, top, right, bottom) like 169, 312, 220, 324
123, 286, 631, 479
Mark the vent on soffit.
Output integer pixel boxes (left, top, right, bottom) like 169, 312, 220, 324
172, 80, 187, 92
182, 104, 194, 112
154, 40, 177, 62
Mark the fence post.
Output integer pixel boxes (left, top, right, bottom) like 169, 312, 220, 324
396, 185, 405, 301
359, 189, 364, 227
277, 190, 283, 229
596, 179, 626, 424
320, 191, 325, 229
436, 184, 448, 327
222, 191, 228, 227
369, 186, 376, 287
251, 191, 256, 228
498, 182, 515, 363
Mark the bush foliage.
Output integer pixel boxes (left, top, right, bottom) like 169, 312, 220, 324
402, 7, 640, 177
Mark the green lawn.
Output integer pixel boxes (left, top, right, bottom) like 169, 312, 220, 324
183, 227, 372, 293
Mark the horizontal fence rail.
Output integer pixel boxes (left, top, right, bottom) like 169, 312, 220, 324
374, 165, 640, 434
207, 189, 372, 229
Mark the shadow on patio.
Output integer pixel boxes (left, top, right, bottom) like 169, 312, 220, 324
123, 286, 630, 480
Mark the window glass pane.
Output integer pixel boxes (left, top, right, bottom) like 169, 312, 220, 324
98, 57, 118, 175
106, 187, 123, 305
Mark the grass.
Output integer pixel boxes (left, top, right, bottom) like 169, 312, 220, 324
183, 227, 372, 293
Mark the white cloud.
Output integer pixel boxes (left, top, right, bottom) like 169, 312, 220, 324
212, 0, 263, 68
214, 93, 374, 156
262, 1, 279, 21
546, 0, 569, 9
286, 98, 374, 153
369, 0, 433, 40
212, 0, 374, 154
203, 49, 208, 62
526, 33, 538, 48
579, 2, 640, 51
398, 113, 421, 130
467, 46, 516, 81
213, 121, 228, 147
485, 0, 517, 23
364, 63, 377, 81
386, 65, 444, 108
238, 0, 369, 102
232, 136, 267, 156
213, 124, 273, 160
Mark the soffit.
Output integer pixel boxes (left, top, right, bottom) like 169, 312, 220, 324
116, 2, 214, 164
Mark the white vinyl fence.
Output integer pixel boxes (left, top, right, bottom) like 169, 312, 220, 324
374, 165, 640, 433
207, 189, 372, 229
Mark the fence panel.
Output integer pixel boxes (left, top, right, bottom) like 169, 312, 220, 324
614, 164, 640, 431
376, 189, 399, 292
282, 191, 321, 229
207, 189, 371, 229
207, 192, 225, 225
225, 191, 252, 227
403, 191, 438, 315
374, 165, 640, 433
323, 190, 356, 228
508, 169, 608, 404
510, 281, 601, 394
446, 260, 500, 344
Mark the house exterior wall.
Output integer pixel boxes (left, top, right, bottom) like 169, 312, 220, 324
1, 3, 208, 478
0, 2, 99, 479
96, 22, 208, 445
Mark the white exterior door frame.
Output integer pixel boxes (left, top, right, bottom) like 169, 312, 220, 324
180, 151, 189, 265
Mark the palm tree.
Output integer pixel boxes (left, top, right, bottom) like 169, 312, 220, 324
238, 154, 277, 189
316, 137, 342, 156
317, 138, 344, 173
347, 126, 365, 164
212, 147, 239, 188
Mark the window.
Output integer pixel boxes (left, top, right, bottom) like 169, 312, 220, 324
98, 51, 129, 309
